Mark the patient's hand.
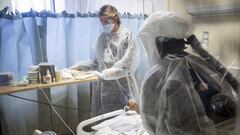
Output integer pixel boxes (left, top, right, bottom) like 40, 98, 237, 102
128, 100, 140, 113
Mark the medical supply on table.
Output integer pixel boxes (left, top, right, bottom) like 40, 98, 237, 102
61, 69, 97, 80
12, 76, 29, 86
28, 65, 39, 84
29, 65, 39, 72
55, 70, 62, 82
0, 72, 13, 86
45, 70, 52, 84
39, 63, 56, 83
28, 71, 39, 84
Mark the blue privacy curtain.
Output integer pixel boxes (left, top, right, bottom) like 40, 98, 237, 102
0, 9, 46, 135
0, 10, 82, 135
46, 15, 101, 133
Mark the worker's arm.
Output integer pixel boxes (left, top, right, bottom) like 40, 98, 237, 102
186, 35, 240, 93
69, 59, 98, 71
101, 32, 138, 80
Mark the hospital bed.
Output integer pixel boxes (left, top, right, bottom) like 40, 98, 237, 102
77, 109, 236, 135
77, 109, 148, 135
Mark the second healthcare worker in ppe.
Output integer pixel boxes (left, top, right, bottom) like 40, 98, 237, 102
70, 5, 139, 116
138, 11, 239, 135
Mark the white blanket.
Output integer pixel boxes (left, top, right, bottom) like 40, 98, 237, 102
92, 111, 149, 135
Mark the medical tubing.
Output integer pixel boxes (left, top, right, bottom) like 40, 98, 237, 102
38, 86, 76, 135
32, 10, 75, 134
7, 94, 78, 110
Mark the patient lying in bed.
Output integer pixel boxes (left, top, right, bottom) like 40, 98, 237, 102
91, 110, 148, 135
90, 100, 143, 135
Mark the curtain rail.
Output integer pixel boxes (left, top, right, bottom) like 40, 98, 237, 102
0, 6, 148, 19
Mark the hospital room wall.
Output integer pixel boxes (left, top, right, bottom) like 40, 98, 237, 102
168, 0, 240, 69
0, 0, 11, 9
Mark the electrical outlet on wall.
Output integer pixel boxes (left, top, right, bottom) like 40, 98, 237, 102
201, 31, 209, 50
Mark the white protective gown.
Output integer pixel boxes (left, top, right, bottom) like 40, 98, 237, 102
71, 27, 139, 116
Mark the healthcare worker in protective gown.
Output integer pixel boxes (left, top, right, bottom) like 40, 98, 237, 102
238, 102, 240, 135
70, 5, 139, 116
138, 11, 239, 135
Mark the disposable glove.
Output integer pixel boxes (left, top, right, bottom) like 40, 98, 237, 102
186, 34, 201, 47
87, 71, 103, 79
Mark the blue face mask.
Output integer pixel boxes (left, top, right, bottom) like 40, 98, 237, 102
102, 22, 114, 33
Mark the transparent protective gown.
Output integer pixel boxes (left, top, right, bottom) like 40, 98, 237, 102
238, 106, 240, 135
139, 11, 238, 135
71, 27, 139, 116
141, 54, 238, 135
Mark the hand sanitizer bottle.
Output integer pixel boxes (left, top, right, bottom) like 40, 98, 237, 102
45, 69, 52, 84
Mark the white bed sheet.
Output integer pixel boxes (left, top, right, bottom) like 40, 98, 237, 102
92, 111, 148, 135
77, 110, 149, 135
95, 126, 148, 135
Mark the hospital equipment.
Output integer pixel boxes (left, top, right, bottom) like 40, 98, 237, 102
77, 109, 148, 135
76, 109, 235, 135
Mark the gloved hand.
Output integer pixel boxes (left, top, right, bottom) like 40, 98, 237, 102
185, 34, 201, 47
87, 71, 103, 79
